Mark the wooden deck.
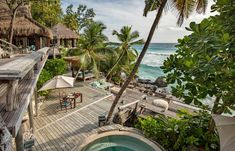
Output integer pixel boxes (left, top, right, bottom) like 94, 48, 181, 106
33, 81, 194, 150
33, 85, 122, 151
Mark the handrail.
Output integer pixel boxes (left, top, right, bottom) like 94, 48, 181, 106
0, 39, 22, 56
0, 39, 19, 49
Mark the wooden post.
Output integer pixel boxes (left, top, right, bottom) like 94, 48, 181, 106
34, 88, 38, 117
15, 123, 24, 151
28, 100, 34, 133
53, 46, 55, 59
82, 70, 85, 82
26, 69, 34, 80
6, 79, 19, 111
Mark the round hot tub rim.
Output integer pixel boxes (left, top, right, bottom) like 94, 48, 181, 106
76, 129, 165, 151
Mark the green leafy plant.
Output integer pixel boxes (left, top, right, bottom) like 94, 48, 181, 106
136, 110, 219, 151
105, 26, 144, 82
44, 59, 67, 77
37, 59, 67, 96
63, 4, 95, 32
162, 0, 235, 115
37, 69, 52, 89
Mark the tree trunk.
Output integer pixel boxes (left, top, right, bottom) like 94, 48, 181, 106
82, 70, 85, 82
106, 50, 126, 79
8, 9, 17, 44
208, 96, 221, 133
105, 0, 167, 124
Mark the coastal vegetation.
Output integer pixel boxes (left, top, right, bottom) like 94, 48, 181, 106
135, 0, 234, 150
37, 59, 67, 95
68, 21, 109, 78
136, 110, 219, 151
63, 4, 95, 32
106, 26, 144, 82
31, 0, 62, 27
162, 0, 234, 123
106, 0, 210, 123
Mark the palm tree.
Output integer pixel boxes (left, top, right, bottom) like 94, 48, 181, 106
106, 26, 144, 81
106, 0, 208, 123
72, 21, 110, 80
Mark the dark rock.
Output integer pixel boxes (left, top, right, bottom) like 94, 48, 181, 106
137, 78, 152, 84
155, 77, 167, 87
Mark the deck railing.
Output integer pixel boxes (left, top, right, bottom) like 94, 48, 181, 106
0, 39, 23, 57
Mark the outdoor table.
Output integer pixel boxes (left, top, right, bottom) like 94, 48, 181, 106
66, 93, 83, 108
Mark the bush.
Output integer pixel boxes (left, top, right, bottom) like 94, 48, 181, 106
37, 59, 67, 97
135, 110, 219, 151
44, 59, 67, 77
37, 69, 52, 89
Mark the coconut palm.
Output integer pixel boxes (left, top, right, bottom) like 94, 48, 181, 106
106, 26, 144, 82
72, 21, 110, 80
106, 0, 208, 123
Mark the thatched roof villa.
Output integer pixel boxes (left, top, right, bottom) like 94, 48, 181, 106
0, 0, 52, 50
51, 23, 79, 48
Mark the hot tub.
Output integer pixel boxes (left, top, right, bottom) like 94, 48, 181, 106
78, 130, 163, 151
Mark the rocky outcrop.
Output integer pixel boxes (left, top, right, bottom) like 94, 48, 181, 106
154, 77, 167, 87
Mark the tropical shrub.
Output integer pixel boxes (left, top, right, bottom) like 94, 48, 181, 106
106, 26, 144, 83
136, 110, 219, 151
44, 59, 67, 77
37, 59, 67, 96
71, 21, 112, 77
162, 0, 235, 115
37, 69, 52, 89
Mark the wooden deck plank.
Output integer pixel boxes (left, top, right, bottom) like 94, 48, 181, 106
33, 84, 189, 150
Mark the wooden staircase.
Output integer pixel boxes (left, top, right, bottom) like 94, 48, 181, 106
0, 39, 22, 58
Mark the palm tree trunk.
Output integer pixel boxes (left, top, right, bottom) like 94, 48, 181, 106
106, 50, 126, 79
8, 9, 17, 44
106, 0, 167, 124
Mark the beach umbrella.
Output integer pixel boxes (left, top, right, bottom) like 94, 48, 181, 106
213, 115, 235, 151
39, 75, 74, 99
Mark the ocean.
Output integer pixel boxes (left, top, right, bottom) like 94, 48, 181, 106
134, 43, 177, 80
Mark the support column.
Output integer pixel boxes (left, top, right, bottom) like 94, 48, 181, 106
34, 88, 38, 117
28, 100, 34, 133
6, 79, 19, 111
15, 123, 24, 151
57, 38, 60, 47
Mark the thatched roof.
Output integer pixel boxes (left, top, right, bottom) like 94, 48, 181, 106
0, 0, 52, 38
0, 0, 31, 20
0, 16, 53, 38
51, 23, 79, 39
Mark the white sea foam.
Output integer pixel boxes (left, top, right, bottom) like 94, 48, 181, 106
141, 51, 174, 67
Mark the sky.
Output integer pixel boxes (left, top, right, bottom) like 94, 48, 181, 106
61, 0, 216, 43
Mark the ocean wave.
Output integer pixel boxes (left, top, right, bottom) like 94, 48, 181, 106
141, 51, 171, 67
146, 51, 175, 56
140, 63, 162, 68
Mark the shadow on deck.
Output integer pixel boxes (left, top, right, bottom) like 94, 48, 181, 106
33, 83, 122, 151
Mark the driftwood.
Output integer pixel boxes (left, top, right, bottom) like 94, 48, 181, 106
118, 100, 141, 111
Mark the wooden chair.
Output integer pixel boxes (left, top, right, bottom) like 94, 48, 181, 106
60, 97, 72, 112
73, 92, 83, 103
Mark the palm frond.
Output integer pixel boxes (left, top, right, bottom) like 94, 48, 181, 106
130, 39, 145, 45
172, 0, 196, 26
196, 0, 208, 14
143, 0, 161, 16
